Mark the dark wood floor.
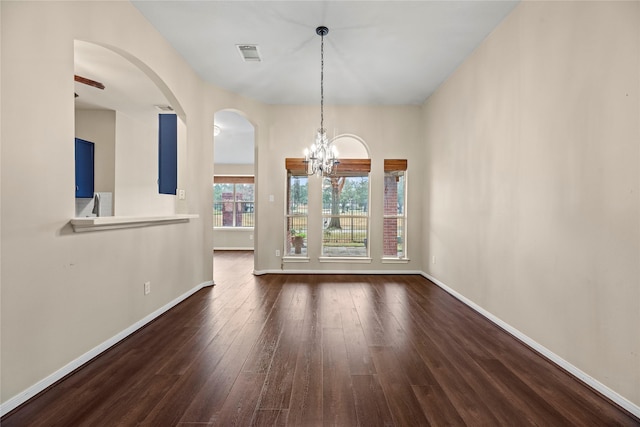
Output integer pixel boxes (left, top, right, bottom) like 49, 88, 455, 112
3, 250, 638, 426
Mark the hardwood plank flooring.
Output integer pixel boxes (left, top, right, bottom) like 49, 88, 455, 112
2, 250, 638, 426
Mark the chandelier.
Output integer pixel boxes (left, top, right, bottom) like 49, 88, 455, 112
303, 26, 339, 177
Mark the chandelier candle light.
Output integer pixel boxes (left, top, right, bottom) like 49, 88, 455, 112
304, 26, 339, 177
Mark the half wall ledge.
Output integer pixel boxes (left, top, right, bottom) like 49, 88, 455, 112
70, 214, 199, 232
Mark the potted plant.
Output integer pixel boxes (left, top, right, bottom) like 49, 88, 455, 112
291, 230, 306, 254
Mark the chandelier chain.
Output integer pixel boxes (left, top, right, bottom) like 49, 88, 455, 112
320, 30, 324, 132
303, 26, 337, 177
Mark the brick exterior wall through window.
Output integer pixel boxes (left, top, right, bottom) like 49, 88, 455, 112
235, 200, 243, 227
222, 192, 234, 226
384, 175, 398, 257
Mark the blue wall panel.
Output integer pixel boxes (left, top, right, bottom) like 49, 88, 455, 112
75, 138, 94, 198
158, 114, 177, 195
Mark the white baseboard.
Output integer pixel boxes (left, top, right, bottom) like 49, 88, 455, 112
0, 280, 214, 417
253, 269, 423, 276
421, 272, 640, 419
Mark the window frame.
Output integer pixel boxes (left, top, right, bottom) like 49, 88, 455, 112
285, 171, 309, 258
213, 176, 255, 229
284, 158, 372, 262
383, 159, 408, 261
321, 173, 370, 259
319, 159, 371, 260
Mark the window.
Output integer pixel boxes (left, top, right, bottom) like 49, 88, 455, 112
322, 159, 371, 257
383, 159, 407, 258
286, 172, 308, 256
213, 176, 254, 227
284, 157, 370, 259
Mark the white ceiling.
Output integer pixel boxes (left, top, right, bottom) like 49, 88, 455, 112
74, 1, 519, 166
131, 0, 519, 106
214, 110, 255, 164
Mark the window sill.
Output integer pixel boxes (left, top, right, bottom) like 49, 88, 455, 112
319, 257, 372, 264
213, 227, 254, 231
283, 256, 310, 263
70, 214, 199, 233
381, 257, 411, 264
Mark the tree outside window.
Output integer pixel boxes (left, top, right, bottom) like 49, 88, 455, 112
322, 174, 369, 257
284, 157, 370, 259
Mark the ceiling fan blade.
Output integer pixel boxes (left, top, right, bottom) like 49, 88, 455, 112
74, 75, 105, 90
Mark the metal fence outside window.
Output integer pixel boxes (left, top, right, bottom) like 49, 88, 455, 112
213, 201, 255, 227
322, 214, 368, 245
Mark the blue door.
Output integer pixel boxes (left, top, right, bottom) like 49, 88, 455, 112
75, 138, 94, 198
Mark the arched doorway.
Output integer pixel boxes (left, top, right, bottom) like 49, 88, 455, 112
213, 110, 256, 271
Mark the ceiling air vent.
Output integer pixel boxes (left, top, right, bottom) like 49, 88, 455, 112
237, 45, 261, 62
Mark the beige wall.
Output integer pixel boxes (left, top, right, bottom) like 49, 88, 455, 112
75, 110, 116, 195
214, 229, 255, 251
113, 110, 175, 216
257, 105, 424, 273
1, 0, 213, 403
210, 104, 426, 266
422, 1, 639, 407
214, 164, 254, 176
207, 101, 425, 272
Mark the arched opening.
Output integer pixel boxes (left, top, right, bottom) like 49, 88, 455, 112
213, 110, 256, 270
74, 40, 187, 217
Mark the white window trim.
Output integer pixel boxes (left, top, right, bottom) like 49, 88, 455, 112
321, 174, 371, 259
285, 173, 309, 258
283, 256, 310, 263
381, 257, 410, 264
382, 168, 407, 260
213, 226, 254, 231
319, 256, 372, 263
213, 179, 255, 228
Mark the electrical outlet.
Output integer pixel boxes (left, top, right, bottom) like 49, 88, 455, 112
432, 256, 436, 264
275, 249, 280, 257
144, 281, 151, 295
249, 234, 253, 240
178, 189, 186, 200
